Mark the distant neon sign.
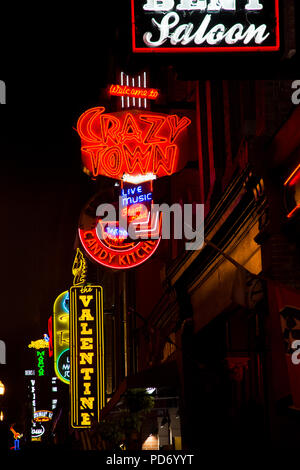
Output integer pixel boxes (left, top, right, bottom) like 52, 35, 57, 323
76, 107, 191, 180
131, 0, 280, 53
53, 291, 70, 385
28, 337, 49, 350
37, 350, 45, 376
34, 410, 53, 422
109, 84, 159, 100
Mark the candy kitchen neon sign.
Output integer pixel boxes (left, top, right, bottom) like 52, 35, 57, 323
77, 107, 191, 180
131, 0, 280, 53
79, 181, 161, 270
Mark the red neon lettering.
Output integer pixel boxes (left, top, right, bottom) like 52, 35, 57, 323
119, 255, 127, 266
77, 107, 105, 143
109, 84, 159, 100
77, 108, 191, 180
153, 145, 177, 175
119, 114, 143, 143
101, 147, 122, 177
140, 114, 168, 144
123, 145, 152, 174
83, 146, 106, 177
100, 114, 120, 144
167, 115, 192, 143
79, 228, 161, 270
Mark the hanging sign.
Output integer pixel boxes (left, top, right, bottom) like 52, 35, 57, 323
53, 291, 70, 385
70, 285, 105, 428
78, 181, 161, 270
76, 107, 191, 180
131, 0, 280, 53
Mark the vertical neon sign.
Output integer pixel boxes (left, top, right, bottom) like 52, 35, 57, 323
70, 285, 105, 428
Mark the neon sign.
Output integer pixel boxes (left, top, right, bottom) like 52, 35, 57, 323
53, 291, 70, 384
72, 248, 87, 286
34, 410, 53, 422
79, 182, 161, 270
70, 285, 105, 428
76, 107, 191, 180
28, 337, 49, 350
131, 0, 280, 53
109, 84, 159, 100
37, 350, 46, 376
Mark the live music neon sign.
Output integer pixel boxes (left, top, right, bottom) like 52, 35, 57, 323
76, 107, 191, 180
131, 0, 280, 53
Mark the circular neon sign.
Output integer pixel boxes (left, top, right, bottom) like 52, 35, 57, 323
79, 184, 161, 270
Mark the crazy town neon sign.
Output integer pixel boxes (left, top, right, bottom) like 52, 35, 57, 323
76, 107, 191, 180
131, 0, 280, 53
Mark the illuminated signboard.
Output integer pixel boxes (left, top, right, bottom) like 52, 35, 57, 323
131, 0, 280, 53
284, 164, 300, 219
70, 285, 105, 428
34, 410, 53, 422
76, 107, 191, 180
53, 291, 70, 384
37, 350, 46, 376
109, 84, 159, 100
28, 335, 49, 350
79, 182, 161, 270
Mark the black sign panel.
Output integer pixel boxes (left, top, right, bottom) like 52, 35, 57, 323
131, 0, 280, 53
70, 285, 105, 429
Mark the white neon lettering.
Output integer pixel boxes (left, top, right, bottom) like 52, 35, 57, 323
143, 0, 174, 11
239, 24, 269, 44
143, 0, 263, 11
143, 13, 179, 46
143, 12, 270, 47
177, 0, 206, 10
245, 0, 263, 10
205, 23, 226, 44
207, 0, 236, 11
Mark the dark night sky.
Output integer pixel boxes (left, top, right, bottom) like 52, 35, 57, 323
0, 3, 133, 424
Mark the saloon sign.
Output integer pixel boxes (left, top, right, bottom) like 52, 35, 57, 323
131, 0, 280, 53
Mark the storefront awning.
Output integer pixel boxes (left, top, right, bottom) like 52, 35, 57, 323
99, 360, 179, 420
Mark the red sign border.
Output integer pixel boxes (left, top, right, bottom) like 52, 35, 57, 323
131, 0, 280, 54
79, 227, 161, 270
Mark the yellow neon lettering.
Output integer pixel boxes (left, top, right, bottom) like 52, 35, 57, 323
83, 382, 92, 395
80, 397, 95, 410
80, 413, 92, 426
80, 368, 94, 381
80, 352, 94, 365
80, 322, 92, 335
78, 309, 95, 321
79, 295, 93, 307
80, 338, 93, 349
